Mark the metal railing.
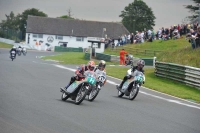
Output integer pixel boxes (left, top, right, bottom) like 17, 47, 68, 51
155, 61, 200, 89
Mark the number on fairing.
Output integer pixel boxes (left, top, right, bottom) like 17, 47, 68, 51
88, 77, 96, 85
98, 76, 105, 82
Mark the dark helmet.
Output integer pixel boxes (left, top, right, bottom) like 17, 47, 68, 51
98, 60, 106, 70
137, 60, 145, 68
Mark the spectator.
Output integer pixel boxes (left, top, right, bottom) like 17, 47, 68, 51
173, 28, 180, 40
130, 33, 134, 44
117, 36, 121, 46
188, 29, 197, 49
127, 34, 131, 44
194, 26, 200, 48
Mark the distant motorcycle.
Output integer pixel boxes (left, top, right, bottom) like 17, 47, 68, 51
22, 48, 27, 56
87, 69, 106, 101
17, 48, 22, 56
60, 71, 97, 105
116, 70, 145, 100
10, 51, 16, 61
125, 54, 133, 66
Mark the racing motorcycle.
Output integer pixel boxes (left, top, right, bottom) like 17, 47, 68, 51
10, 51, 16, 61
116, 69, 145, 100
60, 71, 97, 105
22, 48, 27, 56
87, 69, 106, 101
125, 54, 133, 66
17, 48, 22, 56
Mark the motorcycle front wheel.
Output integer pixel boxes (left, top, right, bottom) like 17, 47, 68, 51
88, 87, 99, 101
61, 92, 69, 101
129, 86, 139, 100
75, 86, 88, 105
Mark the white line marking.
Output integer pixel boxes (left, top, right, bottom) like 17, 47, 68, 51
33, 63, 200, 110
140, 91, 200, 110
54, 64, 75, 71
106, 80, 118, 85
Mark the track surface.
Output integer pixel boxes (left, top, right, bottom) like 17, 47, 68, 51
0, 49, 200, 133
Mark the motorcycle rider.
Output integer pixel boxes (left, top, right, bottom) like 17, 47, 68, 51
94, 60, 107, 86
17, 45, 22, 53
125, 54, 133, 66
62, 61, 96, 90
10, 46, 17, 58
118, 59, 145, 89
95, 60, 106, 72
22, 47, 27, 54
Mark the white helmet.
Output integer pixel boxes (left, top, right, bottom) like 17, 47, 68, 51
13, 46, 16, 49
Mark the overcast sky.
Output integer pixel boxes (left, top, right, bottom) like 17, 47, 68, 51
0, 0, 194, 30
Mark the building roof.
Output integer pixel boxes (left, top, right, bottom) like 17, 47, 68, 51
26, 16, 129, 39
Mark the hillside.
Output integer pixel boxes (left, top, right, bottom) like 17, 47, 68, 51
104, 37, 200, 68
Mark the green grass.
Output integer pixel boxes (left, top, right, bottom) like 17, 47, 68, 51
157, 46, 200, 68
42, 52, 119, 65
104, 37, 200, 68
0, 42, 13, 48
104, 37, 188, 55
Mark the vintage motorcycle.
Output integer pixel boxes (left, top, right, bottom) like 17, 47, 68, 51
125, 54, 133, 66
17, 48, 22, 56
22, 48, 27, 56
116, 69, 145, 100
10, 51, 16, 61
87, 69, 106, 101
60, 71, 97, 105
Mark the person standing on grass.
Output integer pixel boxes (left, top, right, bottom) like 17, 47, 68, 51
194, 26, 200, 48
120, 49, 128, 65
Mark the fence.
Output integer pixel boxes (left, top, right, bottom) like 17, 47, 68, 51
85, 52, 155, 66
0, 28, 22, 42
54, 46, 83, 52
155, 61, 200, 90
108, 47, 162, 57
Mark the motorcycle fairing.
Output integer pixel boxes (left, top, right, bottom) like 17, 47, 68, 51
121, 78, 135, 93
66, 80, 86, 94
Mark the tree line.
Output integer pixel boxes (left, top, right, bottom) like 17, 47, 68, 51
0, 0, 197, 41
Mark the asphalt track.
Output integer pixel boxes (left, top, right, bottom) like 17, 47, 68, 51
0, 49, 200, 133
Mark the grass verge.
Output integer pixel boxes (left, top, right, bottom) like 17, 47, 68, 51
42, 52, 119, 65
0, 42, 13, 48
42, 52, 200, 103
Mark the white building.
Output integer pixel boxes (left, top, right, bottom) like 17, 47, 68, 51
26, 16, 129, 53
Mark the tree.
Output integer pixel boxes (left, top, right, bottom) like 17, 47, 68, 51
18, 8, 47, 40
58, 15, 74, 19
58, 8, 74, 19
119, 0, 156, 33
0, 11, 18, 30
185, 0, 200, 20
0, 8, 47, 40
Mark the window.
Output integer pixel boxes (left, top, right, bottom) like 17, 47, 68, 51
76, 37, 84, 42
38, 34, 43, 38
32, 34, 43, 38
33, 34, 37, 38
56, 35, 63, 40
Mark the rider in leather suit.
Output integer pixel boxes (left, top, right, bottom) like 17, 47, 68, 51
118, 60, 145, 89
